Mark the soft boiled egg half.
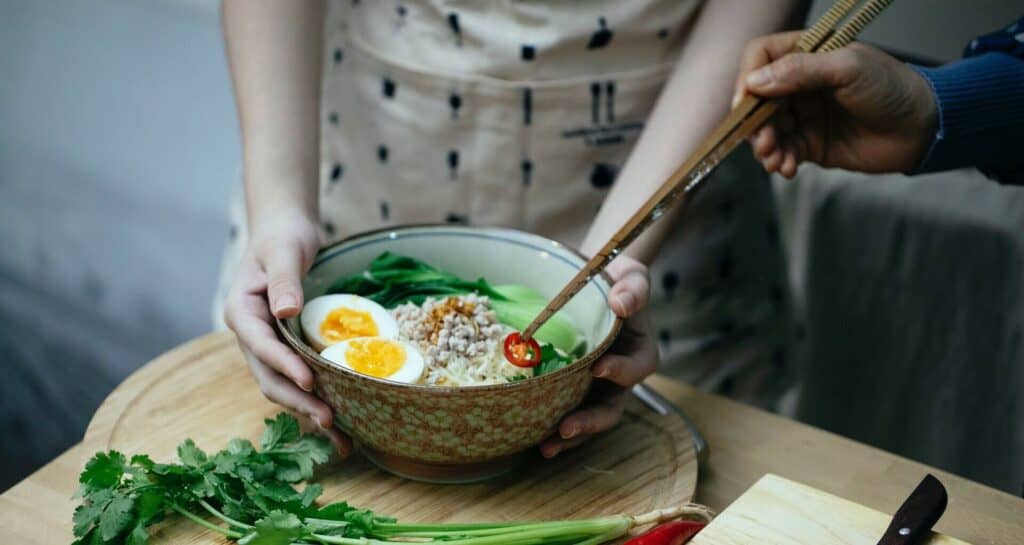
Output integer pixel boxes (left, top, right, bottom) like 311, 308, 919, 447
320, 337, 425, 384
300, 294, 399, 352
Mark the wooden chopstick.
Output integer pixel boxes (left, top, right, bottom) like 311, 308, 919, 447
519, 0, 893, 342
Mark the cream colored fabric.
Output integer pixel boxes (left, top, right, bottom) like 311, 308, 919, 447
216, 0, 793, 404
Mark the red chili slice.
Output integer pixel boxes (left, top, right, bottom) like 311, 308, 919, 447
624, 521, 706, 545
503, 332, 542, 368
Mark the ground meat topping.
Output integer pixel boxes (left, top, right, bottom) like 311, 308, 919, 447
392, 294, 509, 385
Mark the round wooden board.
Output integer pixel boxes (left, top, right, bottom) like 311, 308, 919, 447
85, 332, 698, 542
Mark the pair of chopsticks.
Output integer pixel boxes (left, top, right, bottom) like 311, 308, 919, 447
520, 0, 894, 341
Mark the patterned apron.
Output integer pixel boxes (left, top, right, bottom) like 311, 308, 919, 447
215, 0, 793, 406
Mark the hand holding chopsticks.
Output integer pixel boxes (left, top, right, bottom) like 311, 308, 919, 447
506, 0, 896, 350
739, 32, 942, 176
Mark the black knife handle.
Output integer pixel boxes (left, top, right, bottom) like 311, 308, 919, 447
877, 474, 949, 545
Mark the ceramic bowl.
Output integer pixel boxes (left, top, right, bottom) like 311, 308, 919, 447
277, 225, 621, 483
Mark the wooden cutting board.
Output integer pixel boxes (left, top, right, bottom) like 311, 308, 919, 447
83, 332, 698, 542
691, 474, 970, 545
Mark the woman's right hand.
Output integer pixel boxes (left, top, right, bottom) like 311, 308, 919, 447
223, 208, 352, 455
733, 31, 939, 177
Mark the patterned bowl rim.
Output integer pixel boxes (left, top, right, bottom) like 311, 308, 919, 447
276, 224, 623, 394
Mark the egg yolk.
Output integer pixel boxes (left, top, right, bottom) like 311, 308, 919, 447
345, 338, 406, 378
320, 307, 379, 345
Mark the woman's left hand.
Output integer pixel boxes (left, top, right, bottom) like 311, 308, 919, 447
540, 255, 658, 458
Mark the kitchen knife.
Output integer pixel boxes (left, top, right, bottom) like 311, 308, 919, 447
631, 383, 709, 464
876, 474, 948, 545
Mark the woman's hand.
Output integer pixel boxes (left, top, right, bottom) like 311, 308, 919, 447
540, 255, 657, 458
223, 209, 352, 455
734, 31, 938, 177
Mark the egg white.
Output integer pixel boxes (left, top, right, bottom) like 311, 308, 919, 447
300, 294, 399, 352
320, 338, 425, 384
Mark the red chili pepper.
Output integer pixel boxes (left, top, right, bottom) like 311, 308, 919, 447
624, 521, 707, 545
503, 332, 542, 368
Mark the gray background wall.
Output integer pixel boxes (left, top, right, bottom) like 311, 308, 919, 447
0, 0, 1020, 492
808, 0, 1022, 61
0, 0, 237, 490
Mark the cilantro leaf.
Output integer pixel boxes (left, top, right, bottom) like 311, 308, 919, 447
271, 462, 303, 484
260, 413, 300, 451
315, 501, 357, 520
98, 495, 135, 541
149, 462, 201, 504
129, 454, 154, 468
269, 435, 331, 482
135, 490, 164, 525
299, 484, 322, 509
229, 438, 257, 456
177, 439, 208, 468
72, 489, 111, 537
244, 479, 303, 513
238, 510, 305, 545
125, 455, 155, 480
79, 451, 127, 495
125, 524, 150, 545
533, 344, 574, 377
315, 501, 394, 536
303, 518, 351, 536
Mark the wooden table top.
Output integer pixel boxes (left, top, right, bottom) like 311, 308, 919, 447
2, 331, 1022, 544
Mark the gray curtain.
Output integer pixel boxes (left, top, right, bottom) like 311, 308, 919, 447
777, 165, 1024, 495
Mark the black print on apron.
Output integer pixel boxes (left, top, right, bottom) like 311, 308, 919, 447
447, 13, 462, 46
449, 92, 462, 120
562, 81, 643, 147
447, 150, 459, 180
587, 17, 614, 49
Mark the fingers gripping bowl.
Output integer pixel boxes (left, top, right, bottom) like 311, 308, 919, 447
277, 226, 622, 482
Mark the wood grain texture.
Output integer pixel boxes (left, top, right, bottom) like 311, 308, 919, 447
690, 474, 968, 545
2, 332, 1023, 545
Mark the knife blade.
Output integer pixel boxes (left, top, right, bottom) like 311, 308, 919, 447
631, 383, 709, 464
876, 474, 948, 545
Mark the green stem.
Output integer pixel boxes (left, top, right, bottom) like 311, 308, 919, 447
168, 501, 243, 539
571, 527, 629, 545
264, 447, 311, 455
310, 533, 391, 545
375, 521, 527, 532
402, 520, 626, 545
199, 499, 253, 530
125, 483, 159, 495
486, 533, 592, 545
380, 519, 625, 538
450, 533, 595, 545
374, 517, 625, 535
304, 518, 349, 527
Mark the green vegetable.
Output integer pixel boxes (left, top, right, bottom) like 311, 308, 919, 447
532, 344, 575, 378
328, 252, 586, 355
326, 252, 507, 307
71, 413, 710, 544
489, 288, 586, 357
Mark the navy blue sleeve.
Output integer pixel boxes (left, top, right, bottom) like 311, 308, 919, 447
908, 17, 1024, 184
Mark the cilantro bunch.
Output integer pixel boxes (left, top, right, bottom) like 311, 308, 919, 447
72, 413, 710, 545
72, 414, 390, 545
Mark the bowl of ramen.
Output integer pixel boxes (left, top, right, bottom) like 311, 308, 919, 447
277, 225, 622, 483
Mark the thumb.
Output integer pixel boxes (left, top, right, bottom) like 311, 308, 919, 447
744, 50, 855, 97
262, 244, 308, 319
609, 267, 650, 318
